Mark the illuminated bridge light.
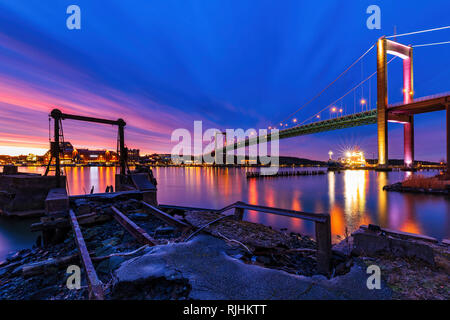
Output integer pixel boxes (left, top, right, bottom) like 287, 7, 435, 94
293, 118, 297, 123
360, 98, 366, 105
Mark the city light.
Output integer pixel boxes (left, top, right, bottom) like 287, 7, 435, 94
342, 149, 366, 166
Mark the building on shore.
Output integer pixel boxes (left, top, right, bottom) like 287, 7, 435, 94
42, 142, 119, 166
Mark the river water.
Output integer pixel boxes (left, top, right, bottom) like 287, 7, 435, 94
0, 166, 449, 260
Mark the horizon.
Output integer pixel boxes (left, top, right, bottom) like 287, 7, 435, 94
0, 1, 449, 161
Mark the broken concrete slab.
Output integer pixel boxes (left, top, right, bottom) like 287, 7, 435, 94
352, 228, 435, 266
360, 225, 438, 243
113, 235, 392, 300
0, 174, 66, 216
45, 188, 69, 215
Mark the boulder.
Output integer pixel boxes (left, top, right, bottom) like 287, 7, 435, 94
96, 256, 126, 274
351, 228, 435, 265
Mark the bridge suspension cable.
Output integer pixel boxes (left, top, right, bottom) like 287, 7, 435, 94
271, 25, 450, 131
297, 56, 398, 126
412, 41, 450, 48
271, 44, 375, 128
386, 25, 450, 39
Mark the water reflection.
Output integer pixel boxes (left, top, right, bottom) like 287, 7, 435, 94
12, 166, 450, 244
378, 172, 388, 226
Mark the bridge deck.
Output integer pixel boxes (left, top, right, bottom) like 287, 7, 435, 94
214, 93, 449, 152
388, 93, 450, 115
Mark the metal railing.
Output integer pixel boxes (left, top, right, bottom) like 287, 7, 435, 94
161, 201, 332, 275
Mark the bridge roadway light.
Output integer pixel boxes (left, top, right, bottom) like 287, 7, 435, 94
360, 98, 366, 105
293, 118, 297, 123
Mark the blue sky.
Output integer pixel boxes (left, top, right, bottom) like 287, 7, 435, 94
0, 0, 449, 160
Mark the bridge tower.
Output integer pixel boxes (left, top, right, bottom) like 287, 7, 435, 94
377, 37, 414, 167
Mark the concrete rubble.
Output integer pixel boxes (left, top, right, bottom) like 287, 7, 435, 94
113, 235, 392, 300
0, 195, 448, 300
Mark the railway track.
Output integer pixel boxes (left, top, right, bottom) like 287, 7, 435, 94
66, 199, 190, 299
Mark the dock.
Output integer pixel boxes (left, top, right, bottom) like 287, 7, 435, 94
246, 170, 326, 179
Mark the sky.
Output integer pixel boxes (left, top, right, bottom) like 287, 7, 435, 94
0, 0, 449, 161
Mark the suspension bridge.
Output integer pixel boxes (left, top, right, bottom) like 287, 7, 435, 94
214, 26, 450, 171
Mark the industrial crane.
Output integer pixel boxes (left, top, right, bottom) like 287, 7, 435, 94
44, 108, 129, 177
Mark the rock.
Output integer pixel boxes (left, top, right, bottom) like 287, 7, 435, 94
334, 262, 347, 275
102, 237, 121, 247
83, 228, 97, 241
333, 237, 354, 257
95, 245, 116, 257
256, 255, 272, 265
129, 213, 149, 221
96, 256, 126, 274
352, 228, 435, 265
114, 230, 125, 238
154, 226, 176, 236
11, 265, 23, 276
6, 251, 21, 263
0, 267, 8, 277
74, 199, 91, 215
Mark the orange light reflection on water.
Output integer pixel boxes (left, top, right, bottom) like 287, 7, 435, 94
13, 166, 447, 241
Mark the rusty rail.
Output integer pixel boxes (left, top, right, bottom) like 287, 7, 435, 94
110, 206, 156, 246
68, 209, 104, 300
218, 202, 332, 274
141, 201, 190, 230
161, 202, 329, 222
